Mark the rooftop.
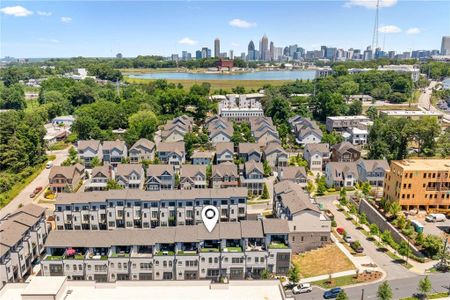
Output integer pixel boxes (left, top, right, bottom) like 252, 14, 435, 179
393, 159, 450, 171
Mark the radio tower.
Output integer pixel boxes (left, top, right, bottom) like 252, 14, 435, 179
371, 0, 380, 52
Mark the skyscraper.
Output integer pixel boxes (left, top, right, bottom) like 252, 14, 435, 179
260, 34, 269, 61
441, 36, 450, 55
247, 40, 256, 61
214, 38, 220, 58
269, 41, 274, 61
229, 50, 234, 60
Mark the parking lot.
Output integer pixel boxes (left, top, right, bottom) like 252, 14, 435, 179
408, 213, 450, 236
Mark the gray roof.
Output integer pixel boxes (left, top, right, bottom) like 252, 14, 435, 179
77, 140, 101, 152
238, 143, 261, 155
358, 159, 390, 172
244, 160, 264, 174
262, 219, 290, 234
305, 143, 330, 154
146, 164, 174, 177
279, 166, 307, 181
130, 138, 155, 152
49, 163, 84, 180
212, 162, 238, 177
263, 142, 287, 156
181, 165, 206, 178
332, 141, 360, 154
209, 126, 233, 139
327, 162, 358, 180
55, 187, 248, 205
240, 220, 264, 238
102, 140, 126, 152
298, 127, 323, 139
157, 142, 185, 154
91, 166, 112, 179
115, 164, 144, 178
215, 142, 234, 155
273, 181, 319, 214
191, 150, 215, 159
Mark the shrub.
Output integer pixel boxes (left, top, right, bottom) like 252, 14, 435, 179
327, 188, 336, 192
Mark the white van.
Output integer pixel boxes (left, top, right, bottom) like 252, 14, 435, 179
46, 162, 53, 169
425, 213, 446, 223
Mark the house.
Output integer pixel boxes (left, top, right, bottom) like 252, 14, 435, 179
215, 142, 234, 164
303, 143, 330, 172
156, 142, 185, 168
161, 127, 186, 142
191, 150, 215, 165
346, 127, 368, 145
145, 165, 175, 191
331, 142, 361, 162
325, 162, 358, 188
85, 166, 112, 191
49, 163, 85, 193
102, 140, 127, 166
240, 161, 265, 195
277, 166, 307, 187
209, 127, 233, 145
115, 164, 144, 189
212, 162, 239, 189
77, 140, 102, 167
289, 116, 322, 145
263, 142, 288, 168
273, 181, 331, 253
205, 117, 231, 131
357, 159, 389, 187
129, 138, 155, 163
238, 143, 262, 162
254, 129, 280, 148
325, 115, 370, 132
180, 165, 207, 189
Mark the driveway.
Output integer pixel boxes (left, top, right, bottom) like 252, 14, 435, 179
295, 273, 450, 300
316, 195, 416, 281
0, 148, 69, 219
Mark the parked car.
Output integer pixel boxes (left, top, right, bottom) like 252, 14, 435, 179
323, 287, 342, 299
343, 235, 353, 243
425, 214, 446, 223
336, 227, 345, 235
29, 186, 43, 198
292, 283, 312, 294
46, 161, 53, 169
350, 241, 364, 253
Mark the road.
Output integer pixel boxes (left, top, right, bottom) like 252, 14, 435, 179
0, 148, 69, 219
295, 273, 450, 299
418, 80, 450, 122
316, 195, 415, 281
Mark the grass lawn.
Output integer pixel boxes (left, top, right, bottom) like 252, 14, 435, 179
48, 141, 70, 151
310, 274, 359, 289
292, 244, 355, 278
124, 76, 291, 91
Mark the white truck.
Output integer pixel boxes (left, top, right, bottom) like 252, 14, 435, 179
425, 213, 446, 223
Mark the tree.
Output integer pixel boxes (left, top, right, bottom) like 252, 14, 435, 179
263, 160, 272, 177
0, 84, 26, 110
107, 179, 123, 190
361, 182, 371, 196
397, 241, 410, 261
336, 290, 349, 300
91, 156, 102, 167
417, 276, 432, 297
347, 100, 362, 115
338, 81, 359, 100
261, 183, 269, 199
287, 265, 299, 284
370, 223, 380, 237
359, 212, 368, 225
422, 235, 444, 258
124, 110, 159, 145
377, 281, 393, 300
316, 176, 327, 196
388, 201, 401, 218
366, 106, 378, 120
260, 269, 271, 279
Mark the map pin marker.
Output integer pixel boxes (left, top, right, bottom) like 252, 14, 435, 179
202, 205, 219, 232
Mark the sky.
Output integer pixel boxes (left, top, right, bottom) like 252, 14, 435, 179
1, 0, 449, 58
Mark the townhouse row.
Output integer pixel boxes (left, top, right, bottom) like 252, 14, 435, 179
53, 188, 248, 231
42, 220, 291, 281
0, 204, 49, 288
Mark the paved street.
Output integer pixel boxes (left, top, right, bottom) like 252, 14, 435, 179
295, 273, 450, 299
418, 80, 450, 122
0, 148, 69, 219
316, 195, 415, 281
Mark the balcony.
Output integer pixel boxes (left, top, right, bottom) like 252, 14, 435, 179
222, 246, 242, 253
268, 241, 289, 249
45, 255, 63, 261
200, 248, 220, 253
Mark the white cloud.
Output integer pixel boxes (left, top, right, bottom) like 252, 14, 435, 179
37, 11, 52, 16
231, 42, 240, 47
178, 37, 197, 46
406, 27, 421, 35
229, 18, 256, 29
60, 16, 72, 23
378, 25, 401, 33
0, 5, 33, 17
344, 0, 397, 9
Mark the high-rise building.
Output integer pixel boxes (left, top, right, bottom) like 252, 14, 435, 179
320, 46, 327, 58
260, 34, 269, 61
441, 36, 450, 55
201, 47, 211, 58
214, 38, 220, 58
195, 50, 202, 59
240, 52, 246, 60
269, 41, 274, 61
229, 50, 234, 60
181, 51, 191, 61
247, 40, 256, 61
171, 54, 179, 61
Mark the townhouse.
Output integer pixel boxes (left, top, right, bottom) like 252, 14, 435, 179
77, 140, 102, 167
218, 94, 264, 122
325, 115, 370, 132
42, 219, 291, 281
330, 141, 361, 162
211, 163, 239, 189
263, 142, 288, 169
277, 166, 307, 188
156, 142, 186, 168
85, 166, 112, 191
48, 164, 85, 193
102, 140, 128, 166
289, 116, 322, 145
273, 181, 331, 253
238, 143, 262, 162
325, 162, 359, 188
145, 165, 175, 191
240, 161, 265, 195
215, 142, 234, 164
209, 127, 234, 145
303, 143, 330, 172
161, 115, 193, 142
345, 127, 368, 145
180, 165, 207, 189
356, 159, 390, 187
129, 138, 155, 163
115, 164, 145, 190
53, 188, 248, 230
191, 150, 215, 165
0, 204, 48, 287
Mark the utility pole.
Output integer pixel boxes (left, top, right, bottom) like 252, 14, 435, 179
361, 288, 365, 300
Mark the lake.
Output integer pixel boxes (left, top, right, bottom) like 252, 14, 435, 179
127, 70, 317, 81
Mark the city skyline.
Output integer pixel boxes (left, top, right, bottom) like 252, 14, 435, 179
1, 0, 449, 58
